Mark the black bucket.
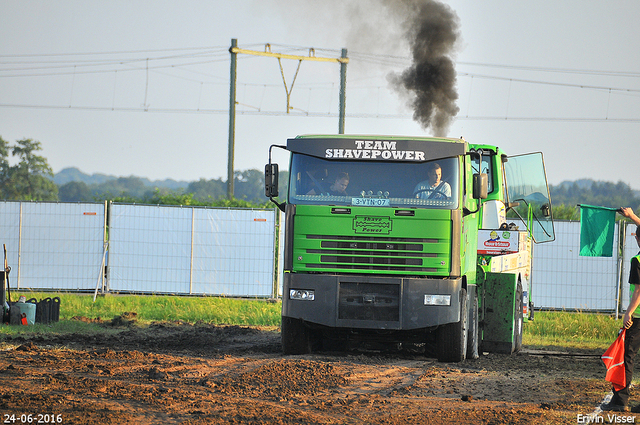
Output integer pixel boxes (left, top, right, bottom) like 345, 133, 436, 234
50, 297, 60, 323
36, 297, 51, 324
0, 270, 7, 324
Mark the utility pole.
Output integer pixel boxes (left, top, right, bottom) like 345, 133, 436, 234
227, 40, 348, 198
338, 48, 348, 134
227, 39, 238, 199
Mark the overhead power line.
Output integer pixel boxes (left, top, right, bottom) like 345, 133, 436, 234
0, 45, 232, 58
2, 56, 637, 97
3, 44, 639, 78
457, 61, 640, 78
347, 49, 640, 78
1, 102, 639, 123
1, 43, 639, 123
458, 72, 640, 94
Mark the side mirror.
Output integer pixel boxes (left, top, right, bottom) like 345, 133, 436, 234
473, 173, 488, 199
264, 163, 279, 198
541, 203, 551, 218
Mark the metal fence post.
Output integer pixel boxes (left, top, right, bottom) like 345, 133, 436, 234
106, 201, 112, 293
190, 207, 195, 295
617, 220, 628, 318
17, 202, 23, 289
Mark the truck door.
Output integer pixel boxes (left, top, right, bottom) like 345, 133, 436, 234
503, 152, 555, 243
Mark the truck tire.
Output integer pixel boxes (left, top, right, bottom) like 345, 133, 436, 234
466, 290, 479, 360
513, 282, 523, 353
436, 288, 468, 362
281, 317, 312, 355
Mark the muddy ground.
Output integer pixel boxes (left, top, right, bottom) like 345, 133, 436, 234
0, 315, 631, 424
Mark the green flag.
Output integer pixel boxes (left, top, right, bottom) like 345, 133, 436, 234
579, 204, 617, 257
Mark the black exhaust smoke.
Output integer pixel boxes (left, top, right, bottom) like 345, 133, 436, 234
387, 0, 461, 137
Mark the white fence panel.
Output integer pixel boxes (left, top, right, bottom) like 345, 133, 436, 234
108, 204, 278, 296
533, 220, 619, 311
108, 204, 193, 294
0, 201, 21, 270
0, 202, 106, 291
191, 208, 276, 296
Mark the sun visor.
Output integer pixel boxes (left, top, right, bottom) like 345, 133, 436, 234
286, 137, 467, 162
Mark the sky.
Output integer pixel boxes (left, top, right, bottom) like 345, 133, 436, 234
1, 0, 639, 191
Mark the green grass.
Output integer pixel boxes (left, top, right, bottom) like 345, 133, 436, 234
70, 293, 282, 326
524, 310, 622, 350
0, 292, 625, 351
1, 292, 281, 335
0, 318, 125, 337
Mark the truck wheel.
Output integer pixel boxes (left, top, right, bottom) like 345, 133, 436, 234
513, 282, 523, 353
466, 291, 479, 360
436, 288, 468, 362
281, 317, 312, 355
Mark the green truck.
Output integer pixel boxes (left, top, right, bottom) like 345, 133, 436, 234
265, 135, 555, 362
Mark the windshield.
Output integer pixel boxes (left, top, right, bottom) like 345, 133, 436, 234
504, 152, 555, 243
289, 154, 459, 209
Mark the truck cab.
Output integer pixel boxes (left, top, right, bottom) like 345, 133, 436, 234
266, 135, 554, 362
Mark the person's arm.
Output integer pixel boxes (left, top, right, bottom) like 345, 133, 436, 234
413, 181, 428, 198
624, 284, 640, 328
443, 182, 451, 198
620, 207, 640, 227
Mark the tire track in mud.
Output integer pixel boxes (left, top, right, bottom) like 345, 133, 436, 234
0, 323, 629, 424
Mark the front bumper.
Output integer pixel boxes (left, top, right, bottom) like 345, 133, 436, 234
282, 273, 463, 330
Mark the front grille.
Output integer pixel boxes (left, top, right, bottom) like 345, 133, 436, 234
321, 241, 423, 251
306, 263, 437, 272
303, 234, 440, 272
338, 282, 400, 322
321, 255, 421, 265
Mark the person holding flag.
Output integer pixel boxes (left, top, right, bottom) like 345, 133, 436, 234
620, 207, 640, 228
602, 207, 640, 412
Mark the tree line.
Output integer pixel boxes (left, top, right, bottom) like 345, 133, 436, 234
549, 180, 640, 221
0, 137, 58, 201
56, 168, 291, 208
0, 136, 288, 208
1, 137, 638, 217
56, 169, 288, 207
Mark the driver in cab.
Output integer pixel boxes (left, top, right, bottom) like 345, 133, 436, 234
413, 162, 451, 199
306, 172, 350, 196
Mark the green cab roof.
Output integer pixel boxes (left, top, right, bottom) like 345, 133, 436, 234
287, 135, 468, 162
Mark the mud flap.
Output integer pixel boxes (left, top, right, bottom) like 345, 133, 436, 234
481, 272, 518, 354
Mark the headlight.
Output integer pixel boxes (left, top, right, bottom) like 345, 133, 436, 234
424, 294, 451, 306
289, 289, 315, 301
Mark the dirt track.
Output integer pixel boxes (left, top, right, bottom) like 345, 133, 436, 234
0, 316, 631, 424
